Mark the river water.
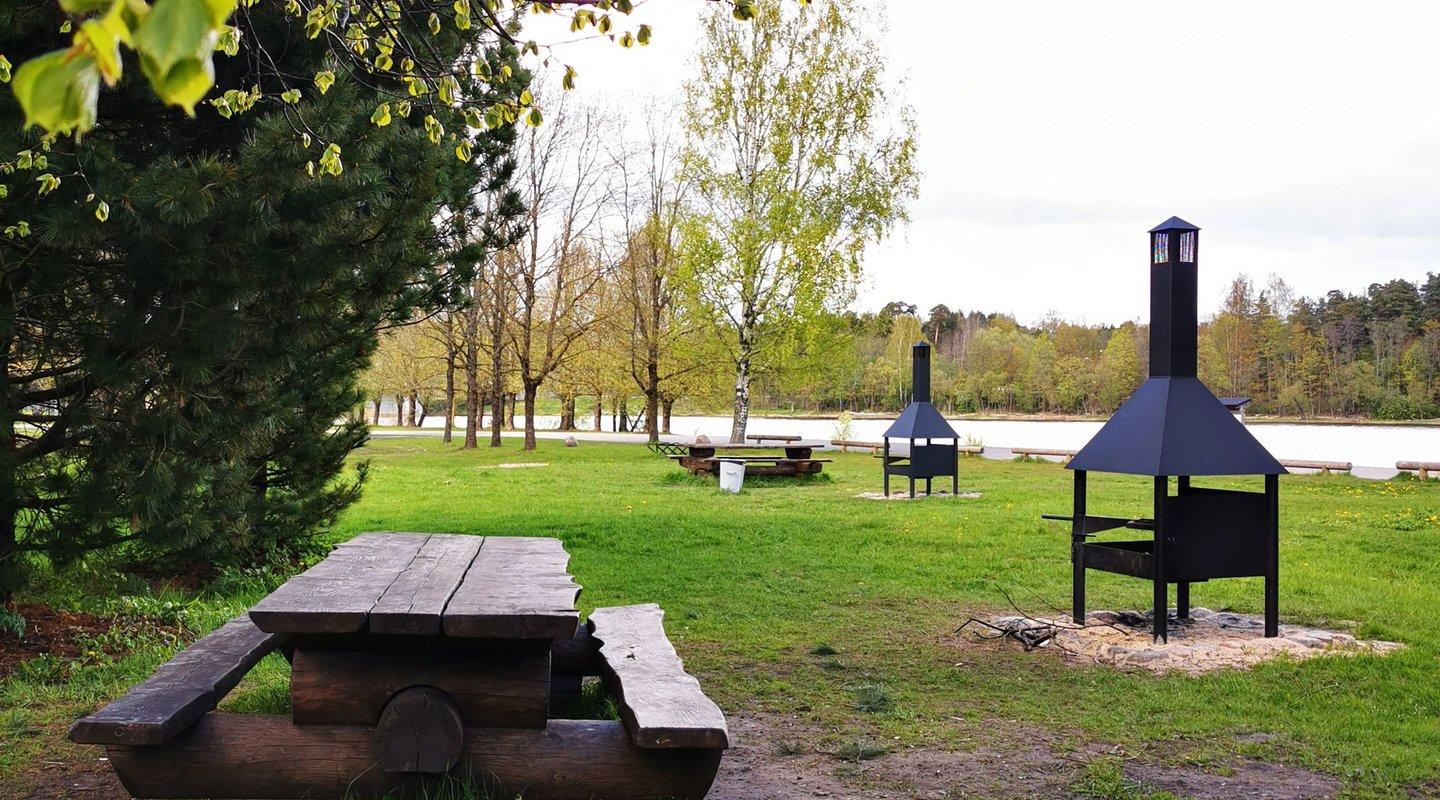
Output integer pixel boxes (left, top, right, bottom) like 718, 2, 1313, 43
398, 411, 1437, 478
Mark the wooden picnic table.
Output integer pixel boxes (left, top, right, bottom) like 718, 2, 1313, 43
686, 439, 827, 459
675, 439, 831, 477
71, 533, 728, 799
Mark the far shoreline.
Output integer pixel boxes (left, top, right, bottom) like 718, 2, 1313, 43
676, 409, 1440, 428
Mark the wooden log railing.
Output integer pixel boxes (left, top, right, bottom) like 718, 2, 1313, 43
1397, 460, 1440, 479
745, 433, 801, 443
1012, 447, 1077, 462
1279, 459, 1352, 475
831, 439, 982, 455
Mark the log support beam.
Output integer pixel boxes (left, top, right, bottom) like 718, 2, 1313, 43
107, 714, 723, 800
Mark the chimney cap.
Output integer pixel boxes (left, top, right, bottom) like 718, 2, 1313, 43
1149, 216, 1200, 233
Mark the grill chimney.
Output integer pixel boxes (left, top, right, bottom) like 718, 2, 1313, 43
912, 342, 931, 403
1147, 217, 1200, 378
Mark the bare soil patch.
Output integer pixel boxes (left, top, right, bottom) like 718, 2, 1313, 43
961, 608, 1401, 675
713, 713, 1346, 800
1124, 759, 1340, 799
0, 604, 130, 677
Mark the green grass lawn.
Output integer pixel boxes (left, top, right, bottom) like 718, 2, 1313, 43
4, 437, 1440, 798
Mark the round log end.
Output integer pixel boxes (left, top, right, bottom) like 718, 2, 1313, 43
374, 686, 464, 774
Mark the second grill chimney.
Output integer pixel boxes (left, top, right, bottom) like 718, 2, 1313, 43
912, 341, 932, 403
1147, 217, 1200, 378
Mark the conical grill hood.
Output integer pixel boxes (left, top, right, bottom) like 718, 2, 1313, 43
1068, 377, 1284, 475
1068, 217, 1285, 476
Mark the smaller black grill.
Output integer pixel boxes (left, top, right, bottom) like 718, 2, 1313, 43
881, 342, 961, 497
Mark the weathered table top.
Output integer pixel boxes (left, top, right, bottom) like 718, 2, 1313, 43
687, 440, 827, 452
248, 533, 580, 639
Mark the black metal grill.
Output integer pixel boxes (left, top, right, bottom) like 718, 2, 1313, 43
1047, 218, 1285, 642
881, 342, 961, 497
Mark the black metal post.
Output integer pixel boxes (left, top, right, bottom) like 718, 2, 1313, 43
1071, 470, 1087, 625
1176, 475, 1190, 618
952, 442, 959, 496
908, 438, 916, 499
1265, 472, 1279, 637
1153, 475, 1168, 642
883, 439, 890, 496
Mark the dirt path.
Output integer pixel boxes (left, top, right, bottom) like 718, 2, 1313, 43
18, 712, 1346, 800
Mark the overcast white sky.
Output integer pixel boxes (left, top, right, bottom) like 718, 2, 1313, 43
519, 1, 1440, 325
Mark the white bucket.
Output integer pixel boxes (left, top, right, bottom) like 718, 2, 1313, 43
718, 459, 746, 494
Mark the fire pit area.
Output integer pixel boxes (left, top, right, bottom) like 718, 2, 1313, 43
964, 608, 1402, 675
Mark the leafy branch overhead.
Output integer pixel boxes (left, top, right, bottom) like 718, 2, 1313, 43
3, 0, 660, 165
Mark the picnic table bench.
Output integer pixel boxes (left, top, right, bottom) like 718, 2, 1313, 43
70, 533, 728, 799
672, 439, 831, 478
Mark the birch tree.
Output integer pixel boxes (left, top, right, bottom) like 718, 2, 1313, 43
680, 0, 918, 441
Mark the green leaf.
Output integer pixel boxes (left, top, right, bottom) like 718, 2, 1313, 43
428, 12, 440, 35
79, 19, 125, 85
562, 65, 577, 91
134, 0, 218, 76
11, 49, 101, 135
280, 88, 300, 104
0, 55, 10, 83
619, 31, 633, 48
95, 199, 109, 221
36, 172, 61, 196
438, 75, 459, 105
370, 102, 391, 126
139, 52, 215, 114
637, 24, 651, 45
200, 0, 237, 26
314, 70, 334, 94
525, 107, 542, 127
59, 0, 121, 13
216, 24, 241, 56
454, 140, 471, 161
318, 142, 342, 176
519, 88, 533, 106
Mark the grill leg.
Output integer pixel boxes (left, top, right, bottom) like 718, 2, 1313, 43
1176, 582, 1190, 619
952, 469, 958, 496
1265, 473, 1280, 638
909, 476, 915, 499
925, 477, 932, 496
1072, 470, 1086, 626
1153, 475, 1168, 643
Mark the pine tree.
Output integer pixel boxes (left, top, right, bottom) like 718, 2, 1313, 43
0, 1, 528, 596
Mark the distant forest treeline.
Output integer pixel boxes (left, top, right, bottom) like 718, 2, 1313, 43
741, 273, 1440, 420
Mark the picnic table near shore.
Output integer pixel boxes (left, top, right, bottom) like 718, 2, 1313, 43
670, 439, 832, 477
69, 533, 728, 800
